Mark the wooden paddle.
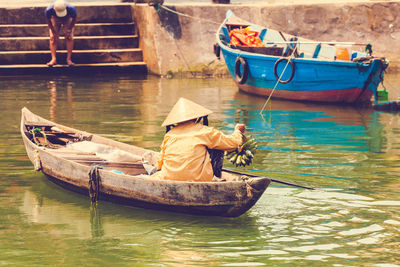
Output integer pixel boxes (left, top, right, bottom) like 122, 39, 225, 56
222, 168, 315, 190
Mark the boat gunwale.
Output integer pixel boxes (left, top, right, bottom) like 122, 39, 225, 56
20, 107, 270, 187
216, 12, 371, 68
219, 44, 369, 67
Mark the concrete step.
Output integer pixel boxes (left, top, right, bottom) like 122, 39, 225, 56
0, 4, 147, 76
0, 22, 135, 37
0, 35, 139, 51
0, 48, 143, 65
0, 4, 133, 24
0, 62, 147, 75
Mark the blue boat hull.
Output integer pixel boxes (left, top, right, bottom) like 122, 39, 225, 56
217, 11, 388, 104
220, 47, 386, 104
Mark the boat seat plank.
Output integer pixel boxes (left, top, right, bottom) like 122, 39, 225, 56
61, 154, 141, 163
49, 149, 96, 156
58, 155, 107, 161
313, 43, 321, 58
25, 122, 77, 136
259, 29, 267, 41
73, 160, 143, 168
43, 131, 76, 135
24, 121, 56, 127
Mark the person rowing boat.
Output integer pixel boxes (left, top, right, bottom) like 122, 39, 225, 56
152, 98, 246, 182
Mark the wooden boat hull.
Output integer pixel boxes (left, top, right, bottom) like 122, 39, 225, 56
216, 11, 388, 104
20, 108, 270, 217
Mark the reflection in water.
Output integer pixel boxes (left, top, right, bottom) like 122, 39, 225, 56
219, 93, 400, 195
225, 93, 384, 190
1, 73, 400, 266
49, 81, 57, 121
18, 177, 400, 265
48, 80, 75, 122
90, 205, 104, 238
20, 179, 263, 266
67, 82, 74, 121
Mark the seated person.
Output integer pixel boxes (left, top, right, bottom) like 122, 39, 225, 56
152, 97, 245, 182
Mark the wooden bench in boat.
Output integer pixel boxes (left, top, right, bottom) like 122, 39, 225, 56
24, 121, 92, 146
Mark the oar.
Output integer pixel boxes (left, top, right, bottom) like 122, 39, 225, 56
222, 168, 316, 190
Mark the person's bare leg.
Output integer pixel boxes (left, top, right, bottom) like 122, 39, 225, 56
47, 33, 58, 66
66, 37, 74, 66
47, 18, 60, 66
65, 18, 75, 66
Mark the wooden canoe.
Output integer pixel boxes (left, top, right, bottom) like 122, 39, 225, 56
20, 107, 270, 217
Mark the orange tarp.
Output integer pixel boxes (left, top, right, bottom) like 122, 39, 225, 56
229, 28, 265, 47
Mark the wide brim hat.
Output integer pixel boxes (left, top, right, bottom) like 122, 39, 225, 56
54, 0, 67, 17
161, 97, 213, 127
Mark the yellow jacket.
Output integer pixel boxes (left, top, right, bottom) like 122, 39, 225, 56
152, 121, 243, 182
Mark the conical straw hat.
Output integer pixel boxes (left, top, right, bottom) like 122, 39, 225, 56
161, 98, 213, 127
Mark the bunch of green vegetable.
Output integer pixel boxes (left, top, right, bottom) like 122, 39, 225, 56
225, 136, 258, 167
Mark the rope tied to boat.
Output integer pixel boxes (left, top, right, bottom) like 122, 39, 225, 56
149, 1, 220, 25
246, 179, 262, 199
260, 45, 299, 115
33, 149, 42, 171
88, 165, 103, 204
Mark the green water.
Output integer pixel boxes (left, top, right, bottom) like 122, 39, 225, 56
1, 74, 400, 266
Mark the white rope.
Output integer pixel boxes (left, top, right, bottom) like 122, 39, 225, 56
157, 4, 296, 116
260, 46, 298, 115
159, 5, 220, 25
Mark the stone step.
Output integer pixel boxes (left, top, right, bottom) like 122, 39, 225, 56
0, 35, 139, 51
0, 4, 147, 76
0, 48, 143, 65
0, 22, 135, 37
0, 62, 147, 75
0, 4, 133, 24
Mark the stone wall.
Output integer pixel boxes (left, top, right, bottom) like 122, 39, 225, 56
132, 1, 400, 76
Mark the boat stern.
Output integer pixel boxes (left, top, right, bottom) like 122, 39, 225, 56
356, 57, 389, 104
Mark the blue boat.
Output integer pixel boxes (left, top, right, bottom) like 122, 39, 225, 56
215, 10, 389, 104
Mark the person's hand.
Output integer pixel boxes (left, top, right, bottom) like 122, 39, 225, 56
50, 33, 59, 42
235, 123, 246, 133
235, 124, 246, 143
65, 30, 72, 40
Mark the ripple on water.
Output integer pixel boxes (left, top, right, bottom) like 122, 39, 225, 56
2, 74, 400, 266
383, 219, 400, 225
338, 224, 385, 236
221, 263, 266, 267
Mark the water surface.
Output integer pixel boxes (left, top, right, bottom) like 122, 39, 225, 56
1, 73, 400, 266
